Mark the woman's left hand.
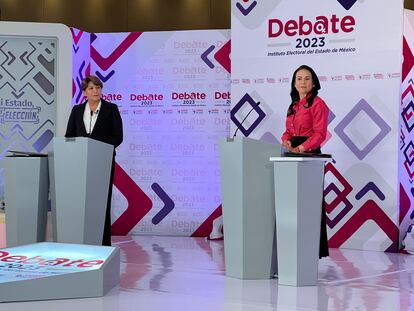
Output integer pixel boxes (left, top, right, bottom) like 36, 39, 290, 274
292, 145, 305, 153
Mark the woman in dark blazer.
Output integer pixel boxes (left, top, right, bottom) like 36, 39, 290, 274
65, 75, 123, 246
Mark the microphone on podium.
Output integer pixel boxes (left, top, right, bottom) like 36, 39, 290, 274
232, 101, 260, 138
89, 110, 93, 135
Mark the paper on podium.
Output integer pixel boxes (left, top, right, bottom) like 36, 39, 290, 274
7, 150, 48, 157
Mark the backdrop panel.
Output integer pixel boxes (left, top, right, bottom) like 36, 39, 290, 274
71, 30, 231, 236
0, 22, 72, 204
231, 0, 403, 251
71, 28, 91, 106
400, 9, 414, 246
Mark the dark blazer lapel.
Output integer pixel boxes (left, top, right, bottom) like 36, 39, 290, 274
77, 103, 88, 136
91, 100, 110, 135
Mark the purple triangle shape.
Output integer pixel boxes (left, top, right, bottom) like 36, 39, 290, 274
337, 0, 358, 10
236, 1, 257, 16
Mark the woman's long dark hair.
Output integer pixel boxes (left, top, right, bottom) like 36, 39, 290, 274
287, 65, 321, 116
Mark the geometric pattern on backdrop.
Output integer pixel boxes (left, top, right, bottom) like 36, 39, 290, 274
231, 0, 402, 251
233, 0, 282, 28
201, 40, 231, 74
324, 161, 398, 252
91, 32, 155, 234
327, 155, 399, 251
72, 30, 231, 236
232, 0, 359, 26
91, 32, 141, 83
337, 0, 358, 11
0, 37, 57, 199
328, 198, 399, 252
334, 98, 391, 160
111, 163, 152, 235
230, 93, 266, 137
324, 162, 354, 229
71, 28, 91, 105
399, 14, 414, 245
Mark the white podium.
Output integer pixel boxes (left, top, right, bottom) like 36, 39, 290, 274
3, 155, 49, 247
270, 156, 329, 286
220, 137, 281, 279
49, 137, 114, 245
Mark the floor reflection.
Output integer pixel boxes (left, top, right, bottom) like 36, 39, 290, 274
113, 236, 150, 291
1, 235, 414, 310
149, 243, 172, 291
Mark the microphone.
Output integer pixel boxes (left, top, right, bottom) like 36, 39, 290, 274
232, 101, 260, 138
89, 110, 93, 135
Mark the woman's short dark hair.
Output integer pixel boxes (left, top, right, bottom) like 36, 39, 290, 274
287, 65, 321, 116
81, 75, 103, 91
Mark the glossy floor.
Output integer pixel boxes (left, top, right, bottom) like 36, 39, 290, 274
1, 234, 414, 310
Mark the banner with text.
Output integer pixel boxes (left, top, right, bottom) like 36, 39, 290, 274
0, 36, 57, 200
87, 30, 231, 236
231, 0, 403, 251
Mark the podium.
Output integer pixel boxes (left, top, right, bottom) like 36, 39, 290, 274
3, 154, 49, 247
49, 137, 114, 245
219, 137, 281, 279
269, 156, 328, 286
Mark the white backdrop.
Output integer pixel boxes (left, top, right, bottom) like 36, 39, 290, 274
231, 0, 403, 251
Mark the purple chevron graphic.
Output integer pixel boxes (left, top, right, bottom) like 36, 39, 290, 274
151, 183, 175, 225
95, 70, 115, 83
20, 43, 36, 80
11, 91, 25, 99
10, 124, 24, 132
325, 183, 353, 228
19, 51, 28, 65
6, 51, 16, 66
355, 182, 385, 201
75, 77, 83, 104
78, 60, 86, 80
91, 33, 97, 43
0, 120, 54, 142
201, 45, 215, 69
0, 44, 16, 81
236, 1, 258, 16
73, 44, 80, 53
337, 0, 358, 10
74, 61, 87, 103
74, 61, 87, 100
401, 129, 406, 150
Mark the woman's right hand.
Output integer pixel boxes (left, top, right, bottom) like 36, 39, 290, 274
282, 140, 292, 150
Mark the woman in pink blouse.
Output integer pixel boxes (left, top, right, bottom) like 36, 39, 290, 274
281, 64, 329, 258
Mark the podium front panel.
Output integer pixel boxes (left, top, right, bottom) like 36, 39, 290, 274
50, 137, 113, 245
4, 157, 49, 247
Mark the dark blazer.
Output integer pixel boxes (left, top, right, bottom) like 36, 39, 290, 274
65, 99, 123, 151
